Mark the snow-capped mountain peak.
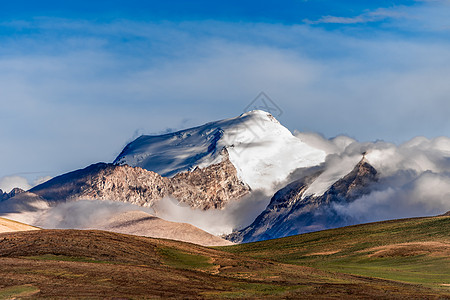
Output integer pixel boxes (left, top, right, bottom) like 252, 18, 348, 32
114, 110, 326, 193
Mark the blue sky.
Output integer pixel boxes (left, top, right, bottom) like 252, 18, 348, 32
0, 1, 417, 23
1, 0, 450, 190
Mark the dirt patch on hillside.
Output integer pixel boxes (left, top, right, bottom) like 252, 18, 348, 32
368, 242, 450, 258
305, 250, 341, 256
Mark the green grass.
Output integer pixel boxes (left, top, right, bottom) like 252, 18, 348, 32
157, 247, 212, 270
314, 255, 450, 287
0, 284, 39, 299
202, 282, 308, 298
220, 216, 450, 289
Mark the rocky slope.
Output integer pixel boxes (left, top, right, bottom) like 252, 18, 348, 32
170, 149, 249, 209
30, 148, 249, 210
227, 157, 378, 243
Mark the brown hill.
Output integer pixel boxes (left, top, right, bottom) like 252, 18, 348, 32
0, 217, 39, 233
94, 210, 233, 246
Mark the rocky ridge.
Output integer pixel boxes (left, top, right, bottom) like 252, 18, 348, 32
30, 148, 249, 210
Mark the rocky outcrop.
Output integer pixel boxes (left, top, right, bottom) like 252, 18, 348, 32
30, 149, 249, 210
171, 149, 249, 209
227, 157, 378, 243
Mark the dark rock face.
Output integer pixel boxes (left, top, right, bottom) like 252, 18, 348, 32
227, 158, 378, 243
329, 158, 378, 201
0, 188, 25, 202
30, 149, 249, 210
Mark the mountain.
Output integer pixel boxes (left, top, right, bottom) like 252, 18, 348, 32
30, 148, 249, 210
0, 188, 25, 202
227, 157, 378, 243
114, 110, 326, 194
94, 210, 233, 246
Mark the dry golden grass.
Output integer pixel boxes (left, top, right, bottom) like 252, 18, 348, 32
0, 217, 40, 233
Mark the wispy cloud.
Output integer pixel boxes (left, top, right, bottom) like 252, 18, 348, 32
304, 0, 450, 30
304, 8, 406, 25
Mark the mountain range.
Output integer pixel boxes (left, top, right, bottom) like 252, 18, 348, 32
1, 110, 449, 245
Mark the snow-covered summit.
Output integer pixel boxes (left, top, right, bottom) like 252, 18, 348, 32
114, 110, 326, 193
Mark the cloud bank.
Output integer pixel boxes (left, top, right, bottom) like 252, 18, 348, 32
153, 191, 272, 236
0, 176, 32, 193
295, 132, 450, 225
34, 200, 155, 229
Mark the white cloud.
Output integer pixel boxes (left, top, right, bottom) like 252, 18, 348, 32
153, 191, 272, 236
333, 171, 450, 222
305, 0, 450, 32
0, 176, 32, 193
304, 8, 406, 25
34, 200, 155, 229
292, 133, 450, 224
